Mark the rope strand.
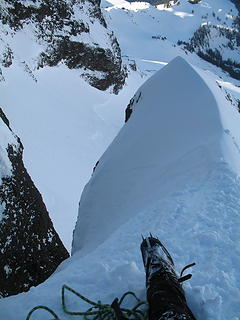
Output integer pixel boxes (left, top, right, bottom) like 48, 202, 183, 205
26, 285, 148, 320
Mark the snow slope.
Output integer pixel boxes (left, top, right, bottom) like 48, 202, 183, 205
72, 54, 240, 249
1, 57, 240, 320
0, 62, 143, 251
103, 0, 238, 62
1, 0, 240, 253
0, 0, 140, 251
72, 56, 224, 254
70, 56, 240, 319
103, 0, 240, 100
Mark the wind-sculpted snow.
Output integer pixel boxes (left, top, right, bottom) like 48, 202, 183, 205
70, 56, 240, 318
0, 0, 137, 251
72, 57, 228, 254
1, 162, 240, 319
1, 57, 240, 319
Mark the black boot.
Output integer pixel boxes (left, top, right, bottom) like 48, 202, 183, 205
141, 237, 196, 320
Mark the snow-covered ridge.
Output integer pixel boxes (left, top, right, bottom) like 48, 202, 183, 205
72, 56, 240, 255
1, 56, 240, 320
103, 0, 240, 85
1, 0, 240, 253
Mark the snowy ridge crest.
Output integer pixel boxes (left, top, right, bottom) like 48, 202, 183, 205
72, 56, 240, 255
1, 58, 240, 320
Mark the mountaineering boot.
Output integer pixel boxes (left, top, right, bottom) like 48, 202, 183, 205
140, 236, 196, 320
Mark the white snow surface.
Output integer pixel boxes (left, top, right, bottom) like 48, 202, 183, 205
1, 0, 240, 252
72, 56, 224, 254
1, 56, 240, 320
0, 0, 144, 250
0, 62, 143, 250
1, 1, 240, 317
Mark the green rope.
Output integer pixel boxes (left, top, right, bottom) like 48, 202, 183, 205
26, 305, 60, 320
26, 284, 148, 320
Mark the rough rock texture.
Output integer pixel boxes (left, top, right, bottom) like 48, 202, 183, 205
125, 91, 142, 122
0, 0, 126, 92
0, 108, 69, 298
182, 25, 240, 80
127, 0, 178, 6
177, 2, 240, 80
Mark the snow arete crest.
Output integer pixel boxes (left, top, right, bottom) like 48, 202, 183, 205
1, 57, 240, 320
72, 56, 240, 255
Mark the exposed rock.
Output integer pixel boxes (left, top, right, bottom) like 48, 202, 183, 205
125, 91, 142, 122
0, 107, 10, 127
0, 0, 126, 92
178, 23, 240, 80
188, 0, 201, 4
0, 108, 69, 298
37, 33, 126, 92
0, 46, 13, 68
127, 0, 178, 6
230, 0, 240, 13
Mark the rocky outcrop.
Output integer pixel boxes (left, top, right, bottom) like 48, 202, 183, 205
188, 0, 201, 4
125, 91, 142, 122
230, 0, 240, 12
176, 3, 240, 80
0, 0, 126, 92
127, 0, 178, 6
0, 108, 69, 298
180, 24, 240, 80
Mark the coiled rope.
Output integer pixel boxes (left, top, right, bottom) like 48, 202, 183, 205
26, 284, 148, 320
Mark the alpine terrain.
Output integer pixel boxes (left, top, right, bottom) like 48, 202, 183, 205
1, 0, 240, 250
0, 0, 240, 319
0, 108, 69, 297
0, 0, 141, 251
1, 56, 240, 320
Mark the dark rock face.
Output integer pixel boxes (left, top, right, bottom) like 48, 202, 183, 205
0, 108, 69, 298
0, 0, 126, 92
230, 0, 240, 12
37, 33, 126, 92
188, 0, 201, 4
125, 91, 142, 122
